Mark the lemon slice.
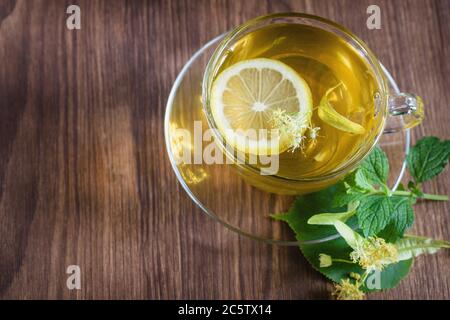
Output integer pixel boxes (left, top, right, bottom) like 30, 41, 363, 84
318, 84, 365, 135
210, 58, 313, 155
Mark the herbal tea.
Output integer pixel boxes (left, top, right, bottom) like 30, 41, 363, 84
209, 23, 382, 180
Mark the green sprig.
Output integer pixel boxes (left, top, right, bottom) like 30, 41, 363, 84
332, 139, 449, 238
271, 136, 450, 299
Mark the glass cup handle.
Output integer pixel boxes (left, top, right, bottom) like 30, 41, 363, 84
384, 93, 424, 133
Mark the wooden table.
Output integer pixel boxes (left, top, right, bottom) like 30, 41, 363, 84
0, 0, 449, 299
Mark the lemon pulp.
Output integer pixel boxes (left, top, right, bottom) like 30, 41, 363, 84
210, 58, 313, 155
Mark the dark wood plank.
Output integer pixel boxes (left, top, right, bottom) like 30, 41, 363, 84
0, 0, 448, 299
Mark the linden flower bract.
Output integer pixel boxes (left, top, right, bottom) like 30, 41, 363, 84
332, 278, 365, 300
270, 108, 318, 152
350, 237, 398, 271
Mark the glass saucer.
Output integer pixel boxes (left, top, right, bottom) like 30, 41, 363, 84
164, 34, 410, 246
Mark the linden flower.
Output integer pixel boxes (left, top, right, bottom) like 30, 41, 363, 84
332, 278, 365, 300
349, 272, 361, 281
270, 108, 317, 152
319, 254, 333, 267
350, 237, 398, 271
309, 126, 321, 140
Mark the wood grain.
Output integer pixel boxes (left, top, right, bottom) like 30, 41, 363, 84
0, 0, 449, 299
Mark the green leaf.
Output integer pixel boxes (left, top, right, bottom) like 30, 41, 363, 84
343, 170, 374, 192
272, 186, 413, 292
407, 181, 423, 198
301, 236, 365, 286
377, 197, 414, 242
359, 146, 389, 188
331, 182, 366, 208
390, 197, 414, 236
354, 169, 375, 191
377, 222, 399, 243
396, 235, 450, 261
271, 185, 349, 242
332, 190, 365, 208
357, 195, 393, 236
397, 182, 407, 191
407, 136, 450, 183
363, 259, 414, 292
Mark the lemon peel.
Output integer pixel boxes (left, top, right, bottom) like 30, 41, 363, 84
318, 83, 365, 134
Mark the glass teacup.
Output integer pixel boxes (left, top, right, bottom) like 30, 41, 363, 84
202, 13, 423, 195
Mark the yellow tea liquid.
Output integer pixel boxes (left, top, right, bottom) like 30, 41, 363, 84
214, 23, 381, 180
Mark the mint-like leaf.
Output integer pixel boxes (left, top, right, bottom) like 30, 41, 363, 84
397, 183, 407, 191
378, 197, 414, 242
332, 188, 365, 208
343, 170, 373, 192
377, 223, 400, 243
354, 169, 375, 191
407, 181, 423, 198
407, 136, 450, 183
390, 196, 414, 236
331, 169, 373, 208
357, 195, 392, 236
359, 146, 389, 188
